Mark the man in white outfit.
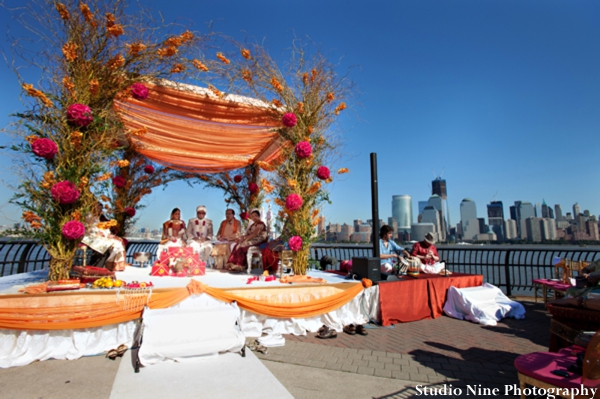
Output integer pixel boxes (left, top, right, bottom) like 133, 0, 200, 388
187, 205, 214, 262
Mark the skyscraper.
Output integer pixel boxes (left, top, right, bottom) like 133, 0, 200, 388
460, 198, 479, 240
427, 194, 447, 242
487, 201, 505, 241
431, 177, 450, 236
392, 195, 412, 234
554, 204, 563, 221
573, 203, 582, 217
541, 200, 551, 218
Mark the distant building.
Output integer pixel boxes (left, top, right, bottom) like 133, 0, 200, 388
554, 204, 564, 221
460, 198, 479, 241
505, 219, 518, 240
318, 216, 326, 235
353, 219, 362, 233
586, 220, 599, 241
339, 223, 352, 241
387, 217, 398, 238
487, 201, 505, 242
411, 223, 436, 243
418, 201, 428, 218
525, 217, 542, 242
573, 203, 582, 218
421, 205, 442, 240
431, 177, 450, 236
541, 200, 551, 218
392, 195, 412, 235
427, 194, 447, 242
540, 218, 557, 241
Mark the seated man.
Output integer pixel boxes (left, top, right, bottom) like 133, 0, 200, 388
156, 208, 187, 258
213, 208, 242, 264
411, 232, 446, 274
187, 205, 213, 263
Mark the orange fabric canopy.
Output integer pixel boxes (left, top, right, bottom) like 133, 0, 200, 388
114, 81, 284, 173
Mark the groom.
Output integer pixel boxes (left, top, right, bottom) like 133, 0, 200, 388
186, 205, 214, 263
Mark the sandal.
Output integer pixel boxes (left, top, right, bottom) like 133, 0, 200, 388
343, 324, 357, 335
317, 325, 328, 334
316, 327, 337, 339
106, 344, 128, 360
356, 325, 369, 336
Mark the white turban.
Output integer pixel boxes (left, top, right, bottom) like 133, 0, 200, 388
196, 205, 207, 213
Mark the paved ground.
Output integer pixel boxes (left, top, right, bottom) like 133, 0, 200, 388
0, 298, 549, 398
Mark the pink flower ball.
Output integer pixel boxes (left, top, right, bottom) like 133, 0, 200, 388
66, 103, 93, 127
233, 174, 242, 183
240, 212, 248, 220
285, 193, 303, 212
248, 183, 259, 194
282, 112, 297, 128
294, 141, 312, 159
130, 83, 149, 100
112, 176, 126, 188
288, 236, 303, 252
124, 207, 136, 217
50, 181, 80, 205
144, 165, 155, 174
316, 166, 331, 180
31, 138, 58, 159
62, 220, 85, 240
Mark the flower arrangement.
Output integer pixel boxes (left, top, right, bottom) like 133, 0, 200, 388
66, 103, 94, 127
316, 166, 330, 180
282, 112, 297, 127
130, 83, 149, 100
51, 181, 81, 204
62, 220, 85, 240
294, 141, 312, 159
31, 138, 58, 159
285, 193, 303, 212
288, 236, 303, 252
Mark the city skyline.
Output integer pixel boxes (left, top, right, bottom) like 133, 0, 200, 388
0, 1, 599, 231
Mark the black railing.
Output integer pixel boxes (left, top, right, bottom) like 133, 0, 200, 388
2, 238, 600, 296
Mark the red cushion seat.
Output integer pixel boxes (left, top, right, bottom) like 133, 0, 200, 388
514, 352, 584, 389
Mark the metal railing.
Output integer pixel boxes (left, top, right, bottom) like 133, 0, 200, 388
2, 238, 600, 296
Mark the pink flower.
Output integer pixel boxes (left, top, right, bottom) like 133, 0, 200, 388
316, 166, 330, 180
112, 176, 126, 188
240, 212, 248, 220
282, 112, 297, 128
66, 103, 93, 127
31, 138, 58, 159
285, 193, 303, 212
249, 183, 259, 194
294, 141, 312, 159
51, 181, 80, 204
288, 236, 303, 252
144, 165, 155, 174
233, 174, 242, 183
130, 83, 149, 100
124, 207, 136, 217
62, 220, 85, 240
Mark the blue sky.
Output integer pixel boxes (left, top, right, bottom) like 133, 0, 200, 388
0, 0, 599, 231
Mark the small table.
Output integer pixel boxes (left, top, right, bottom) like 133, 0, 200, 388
532, 279, 572, 304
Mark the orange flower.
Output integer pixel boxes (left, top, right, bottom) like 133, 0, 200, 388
208, 85, 223, 98
70, 131, 83, 147
105, 13, 116, 27
41, 171, 56, 189
216, 179, 224, 186
296, 102, 304, 114
311, 68, 318, 83
271, 99, 282, 108
170, 63, 185, 73
30, 221, 43, 229
326, 92, 335, 103
334, 102, 347, 115
265, 199, 271, 203
79, 3, 96, 27
157, 46, 178, 57
198, 175, 209, 181
78, 176, 88, 189
179, 31, 194, 43
325, 177, 333, 184
193, 59, 209, 72
242, 70, 252, 83
307, 182, 321, 195
287, 179, 297, 189
165, 36, 183, 47
23, 211, 41, 223
107, 24, 124, 38
21, 84, 52, 107
216, 52, 230, 64
107, 54, 125, 70
89, 79, 99, 95
312, 219, 319, 227
302, 72, 309, 86
127, 42, 146, 56
96, 172, 111, 182
274, 198, 285, 207
308, 126, 314, 135
257, 161, 275, 172
62, 77, 75, 95
241, 48, 251, 59
131, 126, 148, 137
117, 160, 130, 168
101, 195, 111, 202
270, 76, 283, 92
62, 42, 78, 62
337, 168, 349, 174
55, 3, 70, 20
25, 135, 38, 144
98, 219, 118, 230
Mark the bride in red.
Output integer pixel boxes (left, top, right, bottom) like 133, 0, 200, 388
156, 208, 187, 258
226, 210, 268, 273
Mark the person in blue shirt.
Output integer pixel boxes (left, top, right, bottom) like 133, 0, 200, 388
379, 225, 407, 273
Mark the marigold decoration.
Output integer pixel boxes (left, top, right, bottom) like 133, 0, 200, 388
274, 198, 285, 207
208, 85, 223, 98
107, 54, 125, 70
316, 166, 330, 180
308, 126, 314, 134
157, 46, 177, 57
272, 99, 282, 107
270, 76, 283, 92
325, 177, 333, 184
112, 176, 126, 188
62, 220, 85, 240
62, 42, 78, 62
127, 42, 146, 56
311, 68, 318, 83
124, 207, 136, 217
326, 92, 335, 103
302, 72, 309, 86
22, 84, 53, 107
31, 138, 58, 159
216, 52, 230, 64
241, 48, 251, 59
78, 176, 89, 188
260, 178, 274, 193
180, 31, 194, 42
287, 179, 297, 189
193, 59, 209, 72
66, 103, 93, 127
334, 102, 347, 115
70, 210, 82, 221
51, 181, 81, 204
337, 168, 349, 174
285, 193, 303, 212
171, 63, 185, 73
117, 160, 130, 168
240, 212, 248, 221
55, 2, 70, 20
107, 24, 124, 37
233, 174, 242, 183
288, 236, 303, 252
144, 165, 155, 174
242, 70, 252, 83
296, 102, 304, 114
164, 36, 183, 47
294, 141, 312, 159
282, 112, 297, 128
79, 3, 96, 26
248, 183, 259, 195
41, 171, 56, 189
307, 182, 321, 195
130, 83, 149, 100
256, 161, 276, 172
25, 135, 38, 144
89, 79, 99, 95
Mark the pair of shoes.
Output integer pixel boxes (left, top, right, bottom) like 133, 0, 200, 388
343, 324, 357, 335
246, 339, 268, 354
356, 325, 368, 336
316, 325, 337, 339
106, 344, 128, 360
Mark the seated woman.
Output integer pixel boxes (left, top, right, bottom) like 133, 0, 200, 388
226, 210, 268, 273
156, 208, 187, 258
82, 202, 128, 271
379, 225, 407, 273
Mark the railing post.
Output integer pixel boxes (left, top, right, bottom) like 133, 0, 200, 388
17, 243, 34, 274
504, 249, 512, 297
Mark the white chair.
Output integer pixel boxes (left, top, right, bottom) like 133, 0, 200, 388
246, 246, 263, 274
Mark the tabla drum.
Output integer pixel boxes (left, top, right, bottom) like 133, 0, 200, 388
407, 259, 421, 277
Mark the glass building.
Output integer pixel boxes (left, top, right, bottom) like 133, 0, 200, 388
392, 195, 412, 234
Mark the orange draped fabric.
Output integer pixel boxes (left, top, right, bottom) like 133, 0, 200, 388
0, 281, 364, 331
114, 81, 284, 173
